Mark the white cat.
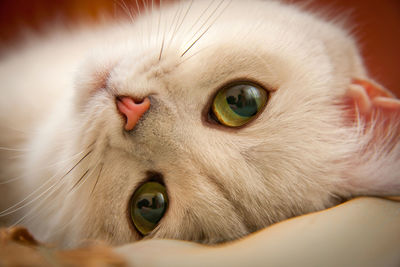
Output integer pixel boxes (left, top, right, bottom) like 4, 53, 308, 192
0, 0, 399, 248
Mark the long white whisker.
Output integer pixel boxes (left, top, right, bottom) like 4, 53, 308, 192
118, 0, 135, 23
184, 0, 225, 48
0, 176, 23, 185
12, 160, 101, 229
142, 0, 148, 13
158, 0, 168, 60
183, 0, 216, 41
47, 162, 103, 237
155, 0, 162, 49
168, 0, 193, 49
0, 150, 92, 216
181, 0, 231, 57
40, 203, 86, 238
135, 0, 142, 17
0, 116, 41, 134
148, 0, 154, 46
165, 0, 183, 49
0, 146, 30, 152
5, 171, 66, 219
132, 0, 145, 50
0, 147, 95, 185
179, 44, 214, 65
11, 174, 71, 227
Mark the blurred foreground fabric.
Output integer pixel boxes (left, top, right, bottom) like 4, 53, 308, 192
1, 197, 399, 267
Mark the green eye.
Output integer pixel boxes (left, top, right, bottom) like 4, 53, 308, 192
130, 182, 168, 236
211, 83, 268, 127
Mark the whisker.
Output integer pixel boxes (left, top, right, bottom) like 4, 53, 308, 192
0, 142, 95, 185
10, 177, 70, 227
155, 0, 162, 49
113, 0, 117, 18
0, 176, 23, 185
158, 0, 170, 60
168, 0, 193, 49
0, 149, 93, 216
57, 149, 93, 181
69, 169, 90, 192
90, 163, 104, 197
180, 32, 205, 57
117, 0, 135, 23
142, 0, 149, 13
182, 0, 216, 43
158, 36, 165, 60
11, 202, 46, 227
148, 0, 154, 46
0, 146, 30, 152
48, 162, 103, 235
135, 0, 142, 17
181, 0, 231, 57
5, 172, 64, 219
181, 0, 223, 57
178, 44, 213, 65
70, 159, 103, 193
13, 160, 101, 228
36, 203, 86, 238
165, 0, 183, 48
0, 126, 27, 134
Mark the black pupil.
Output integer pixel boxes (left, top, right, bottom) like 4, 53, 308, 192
226, 85, 259, 117
136, 193, 166, 224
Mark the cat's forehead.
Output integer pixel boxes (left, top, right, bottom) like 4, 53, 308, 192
100, 0, 360, 107
130, 0, 339, 50
109, 41, 279, 94
105, 0, 353, 91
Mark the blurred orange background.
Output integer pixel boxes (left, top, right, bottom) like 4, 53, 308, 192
0, 0, 399, 96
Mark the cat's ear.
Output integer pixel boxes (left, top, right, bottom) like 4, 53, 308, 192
345, 78, 400, 122
343, 78, 400, 196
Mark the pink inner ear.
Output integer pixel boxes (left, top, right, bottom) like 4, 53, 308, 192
347, 79, 400, 119
344, 80, 400, 196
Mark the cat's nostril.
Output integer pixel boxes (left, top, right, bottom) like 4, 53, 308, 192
116, 96, 151, 131
134, 98, 145, 104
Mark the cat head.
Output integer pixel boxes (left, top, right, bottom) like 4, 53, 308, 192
24, 0, 399, 246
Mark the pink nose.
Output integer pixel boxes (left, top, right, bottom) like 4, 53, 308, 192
117, 96, 151, 131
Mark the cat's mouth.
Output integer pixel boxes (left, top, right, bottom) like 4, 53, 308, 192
128, 171, 168, 237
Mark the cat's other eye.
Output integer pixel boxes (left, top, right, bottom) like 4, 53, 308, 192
211, 83, 269, 127
130, 182, 168, 236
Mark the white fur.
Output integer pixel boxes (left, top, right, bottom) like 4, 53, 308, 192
0, 0, 398, 247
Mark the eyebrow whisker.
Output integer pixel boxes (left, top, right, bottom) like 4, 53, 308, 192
181, 0, 231, 57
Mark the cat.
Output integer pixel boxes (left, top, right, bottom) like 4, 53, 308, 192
0, 0, 399, 248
